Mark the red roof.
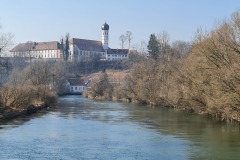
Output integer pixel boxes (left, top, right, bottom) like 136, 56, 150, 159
10, 41, 62, 52
70, 38, 105, 52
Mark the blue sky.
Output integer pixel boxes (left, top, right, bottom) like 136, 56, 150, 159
0, 0, 239, 48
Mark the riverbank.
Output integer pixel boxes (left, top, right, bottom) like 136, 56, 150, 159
0, 82, 58, 122
85, 93, 240, 123
0, 102, 52, 121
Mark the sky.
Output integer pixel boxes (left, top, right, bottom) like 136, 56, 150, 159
0, 0, 239, 49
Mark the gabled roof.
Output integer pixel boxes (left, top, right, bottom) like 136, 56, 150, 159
70, 38, 105, 52
67, 78, 85, 86
10, 41, 62, 52
34, 41, 62, 50
107, 48, 129, 55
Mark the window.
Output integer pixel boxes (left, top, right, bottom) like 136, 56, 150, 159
75, 87, 77, 90
83, 87, 85, 90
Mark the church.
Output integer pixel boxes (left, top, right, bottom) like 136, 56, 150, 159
9, 22, 129, 61
69, 22, 129, 62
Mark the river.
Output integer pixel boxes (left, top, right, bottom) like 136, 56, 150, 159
0, 96, 239, 160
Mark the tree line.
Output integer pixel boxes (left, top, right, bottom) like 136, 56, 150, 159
0, 30, 68, 113
0, 60, 68, 113
87, 11, 240, 123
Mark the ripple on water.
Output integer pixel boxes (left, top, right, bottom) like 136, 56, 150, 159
0, 96, 239, 160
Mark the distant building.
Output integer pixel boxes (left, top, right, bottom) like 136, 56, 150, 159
69, 38, 106, 62
9, 22, 129, 61
65, 78, 86, 94
9, 41, 63, 60
69, 22, 129, 62
106, 49, 129, 61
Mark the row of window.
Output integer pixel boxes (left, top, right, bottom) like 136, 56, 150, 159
103, 32, 108, 36
14, 50, 57, 54
107, 54, 127, 57
71, 86, 85, 90
32, 50, 56, 54
72, 50, 105, 56
41, 54, 56, 58
108, 58, 127, 60
11, 52, 58, 58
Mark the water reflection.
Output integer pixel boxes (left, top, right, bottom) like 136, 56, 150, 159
53, 96, 240, 160
0, 95, 239, 160
124, 104, 240, 160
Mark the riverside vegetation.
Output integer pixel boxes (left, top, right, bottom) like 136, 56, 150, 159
0, 60, 67, 120
85, 11, 240, 123
1, 11, 240, 123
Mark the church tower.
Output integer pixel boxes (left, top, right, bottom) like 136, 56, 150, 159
101, 22, 109, 50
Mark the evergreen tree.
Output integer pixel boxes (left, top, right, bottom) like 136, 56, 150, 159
65, 33, 70, 61
60, 37, 64, 57
147, 34, 160, 60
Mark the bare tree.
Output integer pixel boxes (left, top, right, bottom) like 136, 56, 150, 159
125, 31, 133, 49
0, 33, 14, 57
171, 40, 192, 57
132, 40, 148, 57
193, 27, 209, 43
119, 34, 127, 49
0, 32, 14, 83
157, 31, 170, 60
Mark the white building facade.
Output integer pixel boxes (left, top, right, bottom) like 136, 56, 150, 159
66, 78, 86, 94
9, 41, 63, 60
69, 22, 129, 62
9, 22, 129, 62
106, 49, 129, 61
69, 38, 106, 62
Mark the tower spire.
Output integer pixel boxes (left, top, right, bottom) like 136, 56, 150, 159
101, 22, 109, 50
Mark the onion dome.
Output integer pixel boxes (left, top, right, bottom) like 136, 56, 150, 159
101, 22, 109, 30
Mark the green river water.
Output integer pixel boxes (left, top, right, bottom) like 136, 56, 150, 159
0, 96, 239, 160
